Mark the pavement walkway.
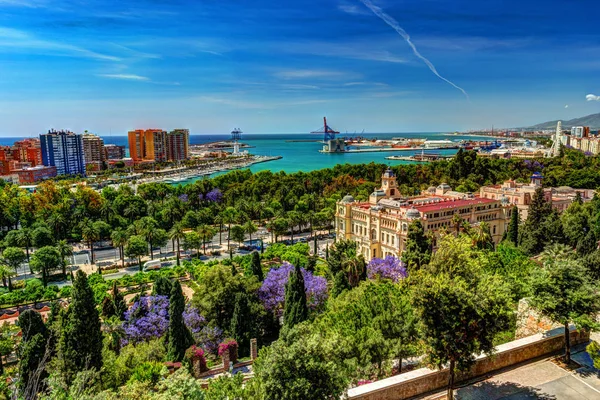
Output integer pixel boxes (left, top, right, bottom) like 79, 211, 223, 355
449, 343, 600, 400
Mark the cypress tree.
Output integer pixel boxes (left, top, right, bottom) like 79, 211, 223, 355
402, 220, 431, 271
18, 309, 47, 343
230, 292, 251, 355
577, 231, 597, 256
101, 296, 116, 318
331, 270, 350, 298
112, 281, 127, 320
152, 276, 173, 297
528, 187, 552, 226
283, 264, 308, 330
17, 309, 49, 395
167, 281, 193, 361
507, 206, 519, 245
19, 333, 47, 396
251, 251, 264, 281
58, 270, 102, 382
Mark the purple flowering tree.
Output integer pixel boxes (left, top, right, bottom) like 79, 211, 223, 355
122, 295, 169, 345
205, 188, 223, 203
182, 303, 224, 355
178, 194, 189, 203
258, 261, 328, 316
183, 303, 206, 335
367, 256, 408, 283
197, 326, 224, 355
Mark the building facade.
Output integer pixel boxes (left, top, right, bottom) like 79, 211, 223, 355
82, 133, 106, 170
128, 129, 168, 162
167, 129, 190, 161
40, 130, 86, 176
128, 129, 189, 162
336, 169, 511, 262
479, 172, 595, 220
14, 165, 57, 184
104, 144, 126, 160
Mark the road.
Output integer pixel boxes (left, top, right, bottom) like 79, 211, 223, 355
12, 227, 336, 283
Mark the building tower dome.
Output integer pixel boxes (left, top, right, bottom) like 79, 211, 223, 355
530, 172, 543, 187
406, 207, 420, 219
341, 194, 355, 203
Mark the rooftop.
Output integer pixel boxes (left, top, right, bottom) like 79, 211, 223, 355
413, 197, 498, 213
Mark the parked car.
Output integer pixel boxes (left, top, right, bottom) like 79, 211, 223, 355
143, 260, 162, 272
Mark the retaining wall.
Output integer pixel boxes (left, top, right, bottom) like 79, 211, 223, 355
347, 327, 589, 400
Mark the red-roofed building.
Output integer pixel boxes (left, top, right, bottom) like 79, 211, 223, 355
336, 169, 511, 261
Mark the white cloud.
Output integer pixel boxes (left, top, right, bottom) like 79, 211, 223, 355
99, 74, 149, 81
337, 2, 370, 15
586, 94, 600, 101
274, 69, 352, 80
280, 84, 320, 90
0, 26, 120, 61
565, 105, 569, 108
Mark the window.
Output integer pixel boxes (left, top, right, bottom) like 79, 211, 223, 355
493, 225, 496, 234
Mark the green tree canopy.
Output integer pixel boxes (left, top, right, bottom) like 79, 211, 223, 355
58, 270, 103, 383
531, 258, 600, 363
401, 220, 431, 271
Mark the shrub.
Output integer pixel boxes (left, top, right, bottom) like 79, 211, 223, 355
128, 361, 166, 385
185, 345, 208, 375
218, 338, 238, 364
59, 286, 72, 298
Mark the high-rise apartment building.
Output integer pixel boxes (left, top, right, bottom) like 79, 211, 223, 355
571, 126, 584, 138
128, 128, 189, 162
82, 133, 106, 169
128, 129, 168, 162
40, 130, 86, 176
104, 144, 126, 160
167, 129, 190, 161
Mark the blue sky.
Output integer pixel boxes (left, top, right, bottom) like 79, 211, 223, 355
0, 0, 599, 136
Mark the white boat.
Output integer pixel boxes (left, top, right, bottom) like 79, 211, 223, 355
423, 139, 458, 149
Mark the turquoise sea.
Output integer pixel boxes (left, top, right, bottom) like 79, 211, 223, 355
0, 132, 495, 182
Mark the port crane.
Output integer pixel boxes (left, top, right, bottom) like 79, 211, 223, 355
311, 117, 340, 142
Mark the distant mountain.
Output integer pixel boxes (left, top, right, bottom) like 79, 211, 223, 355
526, 113, 600, 130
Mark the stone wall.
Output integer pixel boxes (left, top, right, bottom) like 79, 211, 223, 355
515, 298, 561, 339
347, 327, 589, 400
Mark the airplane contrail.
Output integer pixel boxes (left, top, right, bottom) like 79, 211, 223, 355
359, 0, 470, 100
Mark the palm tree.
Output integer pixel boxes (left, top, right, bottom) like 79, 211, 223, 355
197, 225, 214, 255
471, 222, 493, 250
221, 207, 239, 250
47, 212, 67, 239
140, 217, 158, 259
169, 222, 186, 266
100, 201, 116, 224
81, 221, 101, 265
56, 239, 73, 277
16, 228, 32, 263
243, 220, 258, 244
0, 264, 14, 290
539, 243, 573, 266
287, 211, 303, 242
111, 229, 128, 268
214, 214, 224, 245
451, 213, 463, 235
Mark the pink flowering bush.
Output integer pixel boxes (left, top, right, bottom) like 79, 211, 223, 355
185, 345, 208, 375
218, 338, 238, 364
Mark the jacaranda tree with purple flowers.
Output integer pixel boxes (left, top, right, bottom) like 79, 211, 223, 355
367, 256, 408, 283
259, 262, 328, 317
205, 188, 223, 203
122, 295, 169, 346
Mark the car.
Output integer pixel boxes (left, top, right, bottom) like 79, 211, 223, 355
142, 260, 162, 272
299, 237, 308, 243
